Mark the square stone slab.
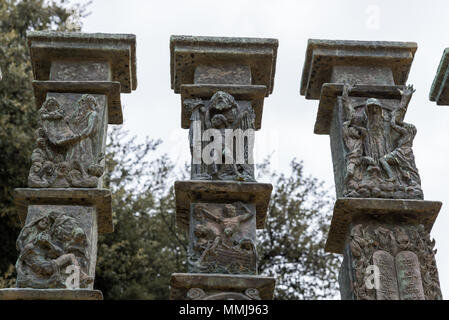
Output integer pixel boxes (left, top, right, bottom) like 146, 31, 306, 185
325, 198, 442, 254
170, 35, 278, 95
180, 84, 267, 129
300, 39, 417, 100
175, 180, 272, 230
27, 31, 137, 93
0, 288, 102, 300
32, 80, 123, 124
14, 188, 113, 234
430, 48, 449, 105
314, 84, 405, 134
170, 273, 275, 300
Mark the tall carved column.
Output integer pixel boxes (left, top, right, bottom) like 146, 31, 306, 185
0, 31, 136, 300
300, 39, 443, 300
169, 35, 278, 300
430, 48, 449, 105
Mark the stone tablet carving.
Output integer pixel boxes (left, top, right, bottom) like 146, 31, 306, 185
372, 250, 400, 300
341, 83, 423, 199
349, 224, 441, 300
184, 91, 256, 182
15, 205, 97, 289
396, 251, 425, 300
28, 94, 106, 188
188, 202, 257, 274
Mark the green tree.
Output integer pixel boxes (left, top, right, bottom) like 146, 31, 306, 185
95, 127, 188, 299
257, 160, 341, 299
0, 0, 86, 285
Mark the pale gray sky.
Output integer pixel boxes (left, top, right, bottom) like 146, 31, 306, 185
80, 0, 449, 298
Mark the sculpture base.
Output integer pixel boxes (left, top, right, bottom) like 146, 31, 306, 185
0, 288, 103, 300
170, 273, 276, 300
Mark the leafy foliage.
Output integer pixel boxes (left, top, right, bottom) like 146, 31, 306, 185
257, 160, 341, 299
94, 127, 188, 299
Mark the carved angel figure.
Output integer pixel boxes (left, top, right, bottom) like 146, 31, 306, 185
185, 91, 256, 182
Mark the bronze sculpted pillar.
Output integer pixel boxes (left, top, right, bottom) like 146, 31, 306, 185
430, 48, 449, 106
300, 39, 442, 300
169, 35, 278, 300
0, 31, 136, 300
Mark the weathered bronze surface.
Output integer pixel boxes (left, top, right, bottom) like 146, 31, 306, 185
32, 81, 122, 125
0, 288, 103, 300
300, 39, 442, 300
325, 198, 441, 254
170, 35, 277, 300
171, 36, 278, 181
181, 84, 266, 129
372, 250, 400, 300
27, 31, 137, 92
429, 48, 449, 105
171, 35, 278, 132
301, 40, 422, 201
16, 205, 97, 289
175, 180, 272, 230
188, 202, 257, 274
170, 273, 275, 300
170, 35, 277, 95
28, 93, 107, 189
185, 91, 256, 182
340, 223, 440, 300
300, 39, 417, 100
333, 84, 422, 199
14, 188, 113, 234
0, 31, 136, 300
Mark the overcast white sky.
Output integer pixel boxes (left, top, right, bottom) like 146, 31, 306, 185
79, 0, 449, 299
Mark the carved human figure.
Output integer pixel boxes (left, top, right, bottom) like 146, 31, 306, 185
38, 97, 72, 146
195, 202, 254, 246
340, 83, 422, 199
185, 91, 255, 182
28, 136, 54, 188
189, 202, 256, 274
28, 94, 104, 188
341, 83, 367, 188
15, 211, 93, 289
204, 91, 255, 181
186, 98, 209, 179
65, 94, 101, 187
380, 86, 422, 197
363, 98, 391, 173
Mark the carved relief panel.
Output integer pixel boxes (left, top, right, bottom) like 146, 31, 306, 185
184, 91, 256, 182
28, 93, 108, 188
16, 205, 98, 290
331, 84, 423, 199
188, 202, 257, 274
348, 224, 441, 300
